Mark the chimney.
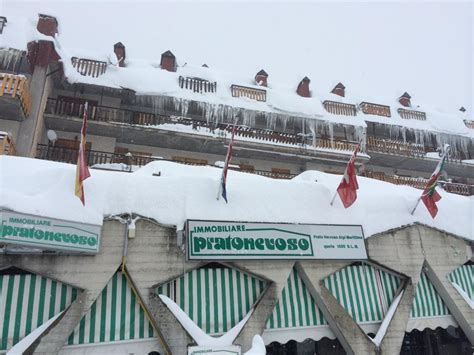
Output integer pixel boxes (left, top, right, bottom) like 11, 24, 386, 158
37, 14, 58, 37
459, 106, 466, 113
255, 69, 268, 87
160, 50, 176, 72
331, 82, 345, 97
114, 42, 126, 67
398, 92, 411, 107
296, 77, 311, 98
0, 16, 7, 35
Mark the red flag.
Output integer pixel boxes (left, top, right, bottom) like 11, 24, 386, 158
337, 144, 360, 208
219, 125, 237, 203
419, 153, 447, 218
75, 102, 91, 205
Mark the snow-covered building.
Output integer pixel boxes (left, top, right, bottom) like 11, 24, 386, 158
0, 13, 473, 355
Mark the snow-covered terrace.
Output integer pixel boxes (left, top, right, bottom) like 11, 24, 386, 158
1, 15, 473, 141
1, 156, 472, 242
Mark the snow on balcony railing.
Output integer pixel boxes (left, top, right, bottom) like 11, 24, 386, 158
0, 132, 16, 155
367, 136, 425, 157
397, 108, 427, 121
178, 76, 217, 94
322, 100, 357, 116
71, 57, 107, 78
0, 72, 32, 117
363, 171, 473, 196
464, 120, 474, 129
359, 102, 391, 117
230, 84, 266, 102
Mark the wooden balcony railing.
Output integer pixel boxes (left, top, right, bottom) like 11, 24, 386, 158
0, 72, 32, 117
363, 171, 473, 196
35, 144, 296, 179
323, 100, 357, 116
464, 120, 474, 129
71, 57, 107, 78
0, 132, 16, 155
316, 137, 359, 152
359, 102, 391, 117
397, 108, 427, 121
230, 84, 266, 102
179, 76, 216, 94
367, 136, 425, 157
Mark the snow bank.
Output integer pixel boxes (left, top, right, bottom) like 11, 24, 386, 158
0, 156, 472, 240
244, 335, 266, 355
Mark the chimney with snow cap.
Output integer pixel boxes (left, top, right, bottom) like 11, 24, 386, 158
459, 106, 466, 112
0, 16, 7, 34
37, 14, 58, 37
331, 82, 345, 97
114, 42, 126, 67
255, 69, 268, 87
398, 92, 411, 107
160, 50, 176, 72
296, 77, 311, 98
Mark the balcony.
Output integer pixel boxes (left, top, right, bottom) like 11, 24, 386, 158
230, 84, 266, 102
359, 102, 391, 117
179, 76, 216, 94
316, 137, 359, 152
35, 144, 297, 179
397, 108, 426, 121
322, 100, 357, 116
464, 120, 474, 129
0, 132, 16, 155
363, 171, 473, 196
367, 136, 425, 157
71, 57, 107, 78
0, 72, 32, 118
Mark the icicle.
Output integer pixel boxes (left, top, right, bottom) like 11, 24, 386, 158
0, 49, 24, 72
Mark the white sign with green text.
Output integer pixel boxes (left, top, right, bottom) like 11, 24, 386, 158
187, 220, 367, 260
188, 345, 241, 355
0, 210, 101, 253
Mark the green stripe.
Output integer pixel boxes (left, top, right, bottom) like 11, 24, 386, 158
110, 273, 117, 341
204, 268, 210, 333
129, 286, 136, 339
2, 276, 14, 349
100, 283, 107, 342
228, 269, 235, 327
13, 275, 26, 344
37, 277, 47, 327
220, 268, 227, 332
49, 280, 57, 319
89, 301, 96, 343
120, 273, 127, 340
25, 275, 36, 335
212, 268, 218, 333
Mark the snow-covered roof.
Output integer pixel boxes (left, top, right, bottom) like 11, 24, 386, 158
1, 15, 473, 139
1, 156, 472, 241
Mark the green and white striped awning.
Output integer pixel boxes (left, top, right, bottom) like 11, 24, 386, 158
324, 263, 402, 326
0, 272, 79, 351
66, 271, 154, 346
407, 272, 457, 332
156, 265, 266, 335
263, 267, 333, 345
448, 264, 473, 306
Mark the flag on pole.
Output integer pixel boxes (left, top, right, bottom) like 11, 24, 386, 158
217, 125, 237, 203
75, 102, 91, 205
419, 150, 448, 218
335, 143, 360, 208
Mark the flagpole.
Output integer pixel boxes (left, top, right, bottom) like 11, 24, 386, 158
410, 197, 421, 215
330, 191, 338, 206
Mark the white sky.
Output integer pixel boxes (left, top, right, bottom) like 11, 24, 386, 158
2, 0, 473, 113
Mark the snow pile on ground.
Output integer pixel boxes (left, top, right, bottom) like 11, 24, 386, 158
244, 335, 266, 355
0, 156, 472, 240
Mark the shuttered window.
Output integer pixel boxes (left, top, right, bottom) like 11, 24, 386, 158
410, 272, 450, 318
448, 264, 473, 304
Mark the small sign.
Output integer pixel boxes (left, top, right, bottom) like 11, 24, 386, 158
187, 220, 367, 260
188, 345, 241, 355
0, 210, 101, 253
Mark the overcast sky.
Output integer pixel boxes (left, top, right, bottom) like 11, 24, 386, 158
2, 1, 473, 113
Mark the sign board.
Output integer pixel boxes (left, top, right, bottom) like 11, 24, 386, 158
188, 345, 241, 355
0, 210, 101, 253
187, 220, 367, 260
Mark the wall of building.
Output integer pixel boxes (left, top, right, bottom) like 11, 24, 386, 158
0, 119, 21, 141
0, 220, 472, 355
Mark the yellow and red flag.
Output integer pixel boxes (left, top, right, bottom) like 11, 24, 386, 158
75, 102, 91, 205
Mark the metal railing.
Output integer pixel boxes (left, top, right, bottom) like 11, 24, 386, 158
179, 76, 216, 93
322, 100, 357, 116
359, 102, 391, 117
367, 136, 426, 157
35, 144, 297, 179
0, 72, 31, 117
363, 171, 473, 196
397, 108, 427, 121
230, 84, 266, 102
71, 57, 107, 78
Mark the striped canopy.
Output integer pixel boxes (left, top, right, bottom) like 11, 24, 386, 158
66, 271, 154, 346
448, 264, 473, 305
0, 271, 79, 351
324, 263, 402, 325
156, 265, 266, 335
